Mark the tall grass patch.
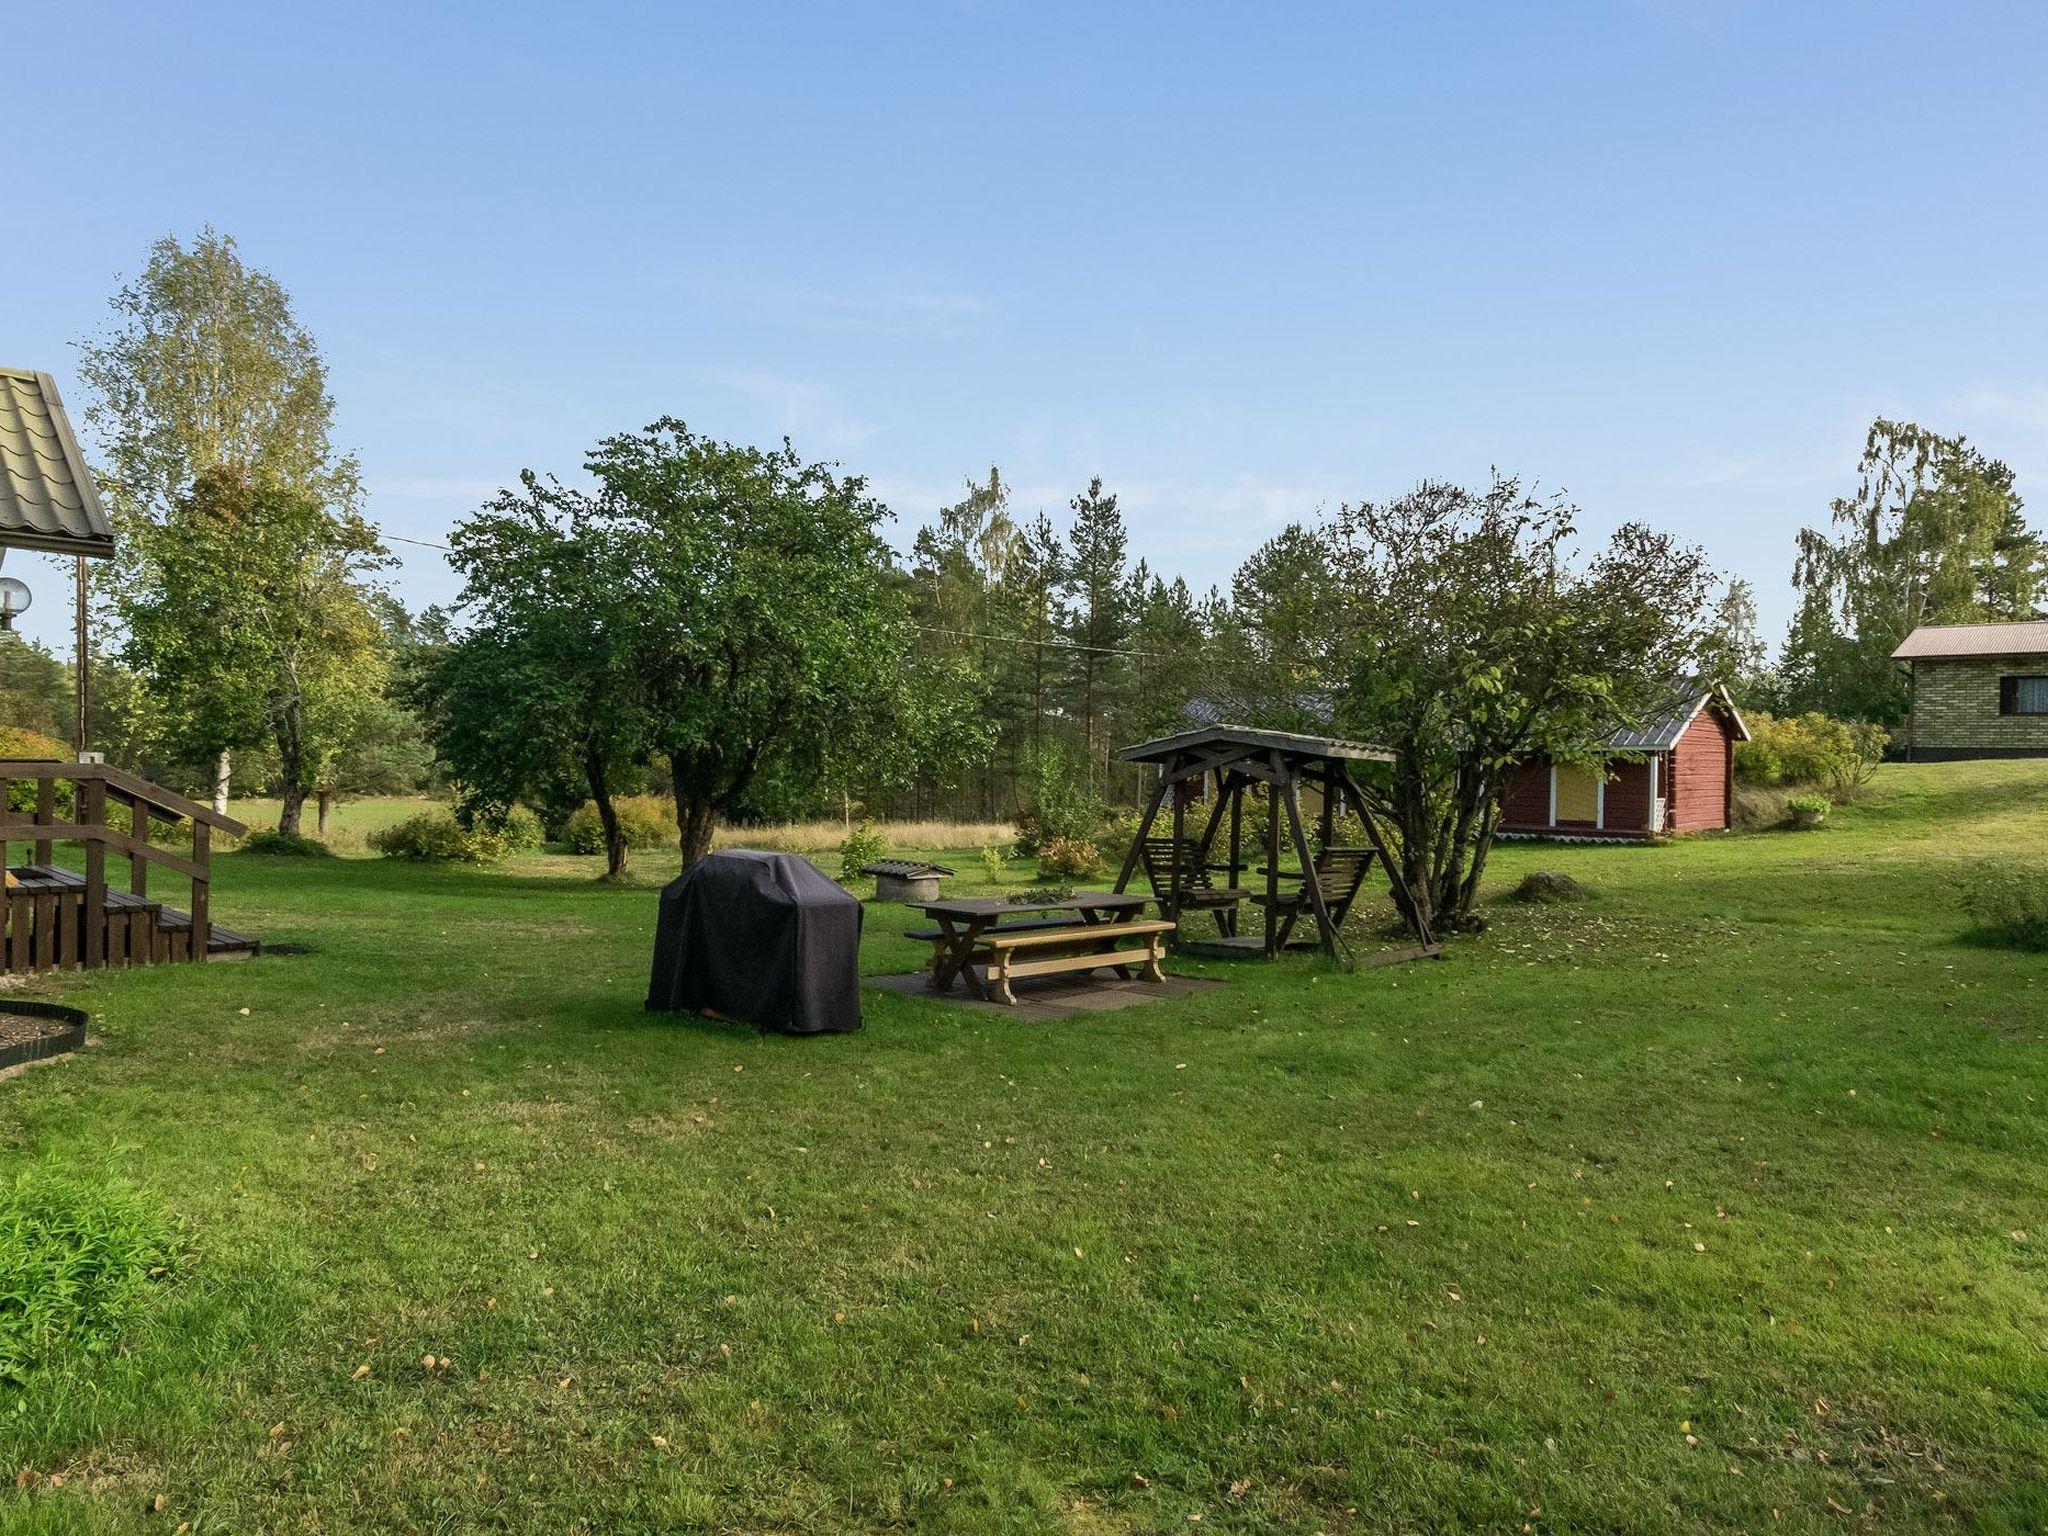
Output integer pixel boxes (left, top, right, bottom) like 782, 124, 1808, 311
1958, 860, 2048, 949
0, 1168, 180, 1380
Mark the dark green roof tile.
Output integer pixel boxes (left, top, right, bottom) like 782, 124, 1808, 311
0, 366, 114, 558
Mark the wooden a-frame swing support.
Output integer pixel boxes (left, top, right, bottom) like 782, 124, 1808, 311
1111, 726, 1434, 959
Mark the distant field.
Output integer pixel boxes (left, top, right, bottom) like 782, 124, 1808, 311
227, 795, 1015, 861
5, 762, 2045, 1532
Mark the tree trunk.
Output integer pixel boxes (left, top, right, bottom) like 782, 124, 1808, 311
212, 750, 232, 816
276, 713, 307, 836
278, 779, 307, 836
583, 745, 627, 879
675, 795, 716, 868
317, 788, 332, 834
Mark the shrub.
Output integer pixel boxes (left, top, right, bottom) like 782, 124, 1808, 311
1037, 836, 1103, 880
1014, 745, 1104, 855
497, 804, 546, 851
239, 829, 334, 857
1959, 861, 2048, 950
0, 1167, 180, 1381
1736, 712, 1889, 793
838, 820, 887, 881
979, 844, 1008, 883
1096, 806, 1142, 854
1511, 871, 1587, 903
369, 810, 511, 863
563, 796, 675, 855
1786, 791, 1832, 827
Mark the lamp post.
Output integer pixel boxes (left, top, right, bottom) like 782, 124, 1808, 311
0, 574, 29, 631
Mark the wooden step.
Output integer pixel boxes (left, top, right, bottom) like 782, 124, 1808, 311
3, 864, 258, 971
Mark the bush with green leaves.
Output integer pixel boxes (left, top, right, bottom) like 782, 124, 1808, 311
1958, 861, 2048, 950
562, 796, 676, 856
1786, 791, 1832, 824
1037, 836, 1103, 880
498, 804, 546, 851
0, 1167, 180, 1381
239, 829, 334, 857
368, 810, 511, 864
838, 820, 887, 881
1736, 712, 1889, 793
979, 844, 1008, 883
1013, 744, 1105, 855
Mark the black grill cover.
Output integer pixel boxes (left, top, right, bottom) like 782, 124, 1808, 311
645, 851, 863, 1034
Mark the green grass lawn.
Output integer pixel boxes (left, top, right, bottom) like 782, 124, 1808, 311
2, 764, 2045, 1533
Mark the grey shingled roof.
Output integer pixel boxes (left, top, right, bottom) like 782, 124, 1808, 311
1891, 620, 2048, 660
0, 367, 114, 558
1605, 684, 1749, 750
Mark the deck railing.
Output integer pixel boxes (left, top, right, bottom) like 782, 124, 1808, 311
0, 759, 249, 971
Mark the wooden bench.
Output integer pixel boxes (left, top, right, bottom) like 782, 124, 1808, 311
971, 919, 1176, 1005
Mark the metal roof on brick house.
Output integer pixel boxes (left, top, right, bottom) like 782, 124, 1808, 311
1604, 684, 1750, 751
1891, 620, 2048, 660
0, 367, 114, 558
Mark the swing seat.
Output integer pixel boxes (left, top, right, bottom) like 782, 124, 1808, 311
1134, 837, 1249, 915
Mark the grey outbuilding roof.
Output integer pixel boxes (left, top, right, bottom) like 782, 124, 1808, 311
1117, 723, 1393, 765
0, 367, 115, 558
1604, 684, 1750, 751
1891, 620, 2048, 660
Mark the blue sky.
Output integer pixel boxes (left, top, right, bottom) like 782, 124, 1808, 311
7, 0, 2047, 656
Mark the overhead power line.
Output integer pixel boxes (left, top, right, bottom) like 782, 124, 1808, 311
374, 532, 1159, 660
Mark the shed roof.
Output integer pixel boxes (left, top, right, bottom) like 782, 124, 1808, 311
1605, 684, 1750, 751
1117, 723, 1393, 766
0, 367, 114, 558
1891, 620, 2048, 660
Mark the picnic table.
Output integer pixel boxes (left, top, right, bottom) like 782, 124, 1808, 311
908, 891, 1175, 1005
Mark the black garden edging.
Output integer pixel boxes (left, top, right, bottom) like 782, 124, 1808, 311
0, 1000, 89, 1071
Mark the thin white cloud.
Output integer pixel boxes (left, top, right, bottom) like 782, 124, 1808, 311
739, 282, 998, 337
703, 369, 879, 452
1951, 383, 2048, 436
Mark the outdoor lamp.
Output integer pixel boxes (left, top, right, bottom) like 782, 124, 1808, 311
0, 576, 30, 631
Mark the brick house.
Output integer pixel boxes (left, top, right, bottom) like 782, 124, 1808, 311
1893, 620, 2048, 760
1500, 686, 1750, 840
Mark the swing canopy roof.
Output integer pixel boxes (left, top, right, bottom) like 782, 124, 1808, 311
1116, 723, 1392, 766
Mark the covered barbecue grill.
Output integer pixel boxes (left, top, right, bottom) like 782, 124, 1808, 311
646, 851, 863, 1035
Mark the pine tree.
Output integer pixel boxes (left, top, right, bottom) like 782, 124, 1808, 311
1059, 477, 1132, 788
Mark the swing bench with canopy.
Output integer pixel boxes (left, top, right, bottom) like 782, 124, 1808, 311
1112, 724, 1394, 960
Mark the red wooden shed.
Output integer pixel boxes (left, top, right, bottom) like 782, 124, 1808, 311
1500, 686, 1749, 841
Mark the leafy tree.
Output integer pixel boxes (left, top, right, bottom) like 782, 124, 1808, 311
115, 470, 388, 834
0, 636, 72, 741
1789, 419, 2043, 723
78, 230, 380, 824
585, 419, 921, 866
1699, 577, 1767, 698
411, 474, 651, 877
1209, 522, 1344, 730
1326, 477, 1716, 940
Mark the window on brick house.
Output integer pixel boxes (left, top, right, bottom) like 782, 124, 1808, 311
1999, 675, 2048, 715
